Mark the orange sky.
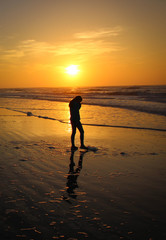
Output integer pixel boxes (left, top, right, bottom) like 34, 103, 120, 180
0, 0, 165, 88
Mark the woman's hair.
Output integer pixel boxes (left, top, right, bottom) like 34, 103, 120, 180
74, 96, 82, 102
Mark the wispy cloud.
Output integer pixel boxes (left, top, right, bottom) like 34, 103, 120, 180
74, 26, 123, 39
56, 26, 124, 57
0, 26, 124, 65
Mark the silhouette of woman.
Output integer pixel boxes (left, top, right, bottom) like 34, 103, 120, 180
69, 96, 87, 150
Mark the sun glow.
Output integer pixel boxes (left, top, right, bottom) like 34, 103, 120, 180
65, 65, 80, 76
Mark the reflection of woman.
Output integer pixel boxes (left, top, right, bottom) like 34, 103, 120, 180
69, 96, 87, 151
66, 150, 87, 199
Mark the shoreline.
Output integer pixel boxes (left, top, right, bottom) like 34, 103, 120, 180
1, 101, 166, 132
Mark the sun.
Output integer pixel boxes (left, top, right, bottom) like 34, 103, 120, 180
65, 65, 80, 76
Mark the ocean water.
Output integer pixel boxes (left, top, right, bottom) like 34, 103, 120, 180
0, 85, 166, 131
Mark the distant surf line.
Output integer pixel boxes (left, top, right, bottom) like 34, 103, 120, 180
1, 107, 166, 132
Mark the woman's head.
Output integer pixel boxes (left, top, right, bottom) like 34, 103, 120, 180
74, 96, 82, 102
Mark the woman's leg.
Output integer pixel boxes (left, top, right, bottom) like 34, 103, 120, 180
71, 122, 78, 150
77, 121, 85, 147
71, 122, 77, 148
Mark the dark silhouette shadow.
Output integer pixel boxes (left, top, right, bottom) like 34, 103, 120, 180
66, 150, 88, 199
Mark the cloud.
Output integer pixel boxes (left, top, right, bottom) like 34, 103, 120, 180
0, 26, 124, 65
55, 40, 122, 58
56, 26, 124, 57
74, 26, 123, 39
0, 40, 55, 64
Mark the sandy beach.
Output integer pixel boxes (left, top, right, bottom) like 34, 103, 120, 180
0, 106, 166, 240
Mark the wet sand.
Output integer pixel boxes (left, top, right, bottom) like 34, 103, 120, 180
0, 108, 166, 240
